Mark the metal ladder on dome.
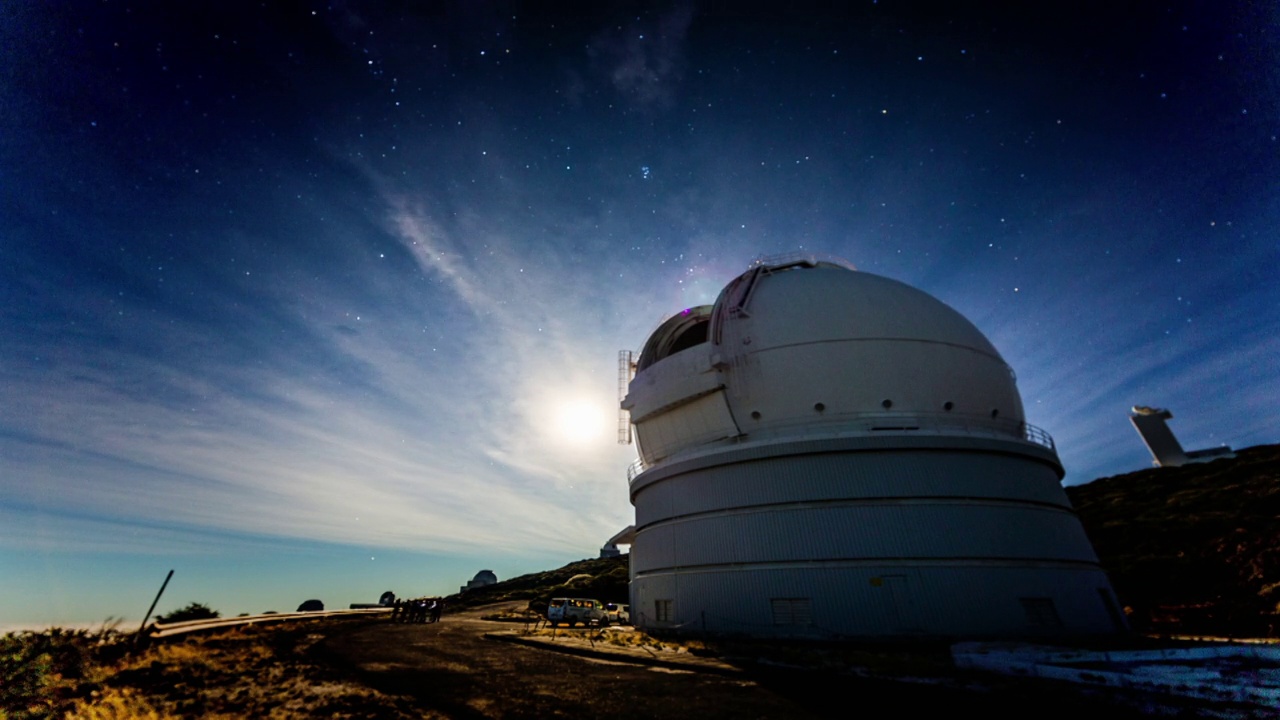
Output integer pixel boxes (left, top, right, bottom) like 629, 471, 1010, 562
617, 350, 636, 444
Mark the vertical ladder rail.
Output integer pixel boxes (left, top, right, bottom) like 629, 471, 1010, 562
617, 350, 636, 444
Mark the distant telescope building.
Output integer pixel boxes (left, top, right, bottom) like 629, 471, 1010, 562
1129, 406, 1234, 468
619, 255, 1126, 638
461, 569, 498, 593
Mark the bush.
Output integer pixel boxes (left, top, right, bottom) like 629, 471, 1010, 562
0, 625, 126, 720
155, 603, 219, 624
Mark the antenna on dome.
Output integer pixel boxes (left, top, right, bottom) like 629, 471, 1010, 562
617, 350, 636, 444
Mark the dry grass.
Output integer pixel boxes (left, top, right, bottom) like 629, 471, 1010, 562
5, 620, 422, 720
0, 624, 128, 720
65, 688, 172, 720
522, 625, 706, 654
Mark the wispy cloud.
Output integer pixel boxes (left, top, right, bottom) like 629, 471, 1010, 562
381, 190, 641, 494
951, 214, 1280, 484
587, 4, 696, 109
2, 189, 649, 559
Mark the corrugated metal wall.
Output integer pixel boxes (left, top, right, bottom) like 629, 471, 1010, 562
633, 503, 1097, 571
633, 390, 738, 464
630, 439, 1124, 638
634, 564, 1121, 638
633, 446, 1073, 526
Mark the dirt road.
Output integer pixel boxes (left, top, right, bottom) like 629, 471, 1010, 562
315, 603, 1160, 719
318, 609, 815, 719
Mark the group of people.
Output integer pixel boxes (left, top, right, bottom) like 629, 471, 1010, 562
391, 596, 445, 623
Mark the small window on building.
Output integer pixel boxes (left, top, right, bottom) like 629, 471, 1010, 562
770, 597, 813, 626
655, 599, 673, 623
1020, 597, 1063, 628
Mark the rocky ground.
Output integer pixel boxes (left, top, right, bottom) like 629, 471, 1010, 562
15, 602, 1274, 718
322, 603, 1236, 719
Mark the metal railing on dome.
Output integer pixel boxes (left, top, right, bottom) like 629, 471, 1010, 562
1021, 422, 1055, 450
626, 413, 1055, 482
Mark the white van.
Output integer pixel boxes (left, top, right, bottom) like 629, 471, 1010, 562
546, 598, 606, 627
603, 602, 630, 625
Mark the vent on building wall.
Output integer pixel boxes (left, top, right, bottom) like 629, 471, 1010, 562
655, 599, 673, 623
770, 597, 814, 626
1020, 597, 1063, 627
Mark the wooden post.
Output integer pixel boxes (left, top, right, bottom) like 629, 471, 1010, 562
135, 569, 174, 644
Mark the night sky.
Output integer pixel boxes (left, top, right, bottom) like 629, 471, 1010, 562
3, 2, 1277, 628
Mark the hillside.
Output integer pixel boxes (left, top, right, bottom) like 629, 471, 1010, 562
446, 555, 629, 611
1067, 443, 1280, 637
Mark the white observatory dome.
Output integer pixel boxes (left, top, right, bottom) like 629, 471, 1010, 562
621, 255, 1124, 639
625, 257, 1031, 468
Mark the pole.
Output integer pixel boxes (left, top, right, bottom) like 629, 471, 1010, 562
135, 569, 174, 643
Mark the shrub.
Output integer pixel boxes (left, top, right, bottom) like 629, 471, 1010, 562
0, 625, 126, 720
155, 603, 219, 624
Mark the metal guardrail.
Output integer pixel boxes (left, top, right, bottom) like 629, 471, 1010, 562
626, 413, 1055, 481
146, 607, 392, 639
1021, 422, 1055, 450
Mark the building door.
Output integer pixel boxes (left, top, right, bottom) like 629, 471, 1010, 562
883, 575, 921, 633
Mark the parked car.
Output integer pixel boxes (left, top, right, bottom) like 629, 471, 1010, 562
604, 602, 630, 625
546, 598, 606, 627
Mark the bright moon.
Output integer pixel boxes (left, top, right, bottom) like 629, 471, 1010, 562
554, 400, 607, 444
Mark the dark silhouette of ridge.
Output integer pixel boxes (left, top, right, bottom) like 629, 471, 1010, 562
1067, 443, 1280, 637
445, 556, 629, 611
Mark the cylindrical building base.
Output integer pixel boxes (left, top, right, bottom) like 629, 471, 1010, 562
629, 435, 1127, 639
